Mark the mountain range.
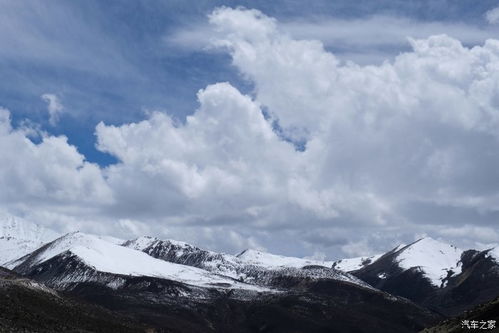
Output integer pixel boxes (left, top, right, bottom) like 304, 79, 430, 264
1, 212, 498, 332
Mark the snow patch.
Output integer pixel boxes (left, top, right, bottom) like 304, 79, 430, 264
332, 254, 382, 272
0, 212, 58, 242
0, 212, 59, 265
236, 249, 334, 269
395, 237, 463, 287
486, 247, 499, 263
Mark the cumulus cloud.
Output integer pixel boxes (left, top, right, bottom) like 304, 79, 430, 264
41, 93, 63, 126
208, 8, 499, 225
0, 108, 111, 225
3, 7, 499, 257
485, 7, 499, 25
95, 83, 298, 222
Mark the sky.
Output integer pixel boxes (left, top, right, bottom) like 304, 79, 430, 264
2, 0, 499, 259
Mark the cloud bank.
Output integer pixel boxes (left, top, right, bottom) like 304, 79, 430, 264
3, 7, 499, 257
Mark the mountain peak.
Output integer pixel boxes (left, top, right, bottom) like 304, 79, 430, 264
123, 235, 196, 252
413, 236, 455, 247
236, 248, 260, 258
394, 236, 463, 286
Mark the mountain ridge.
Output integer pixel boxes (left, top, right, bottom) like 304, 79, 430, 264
1, 215, 498, 332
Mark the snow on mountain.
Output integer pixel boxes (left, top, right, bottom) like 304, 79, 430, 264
394, 237, 463, 286
232, 249, 373, 290
486, 247, 499, 263
124, 236, 256, 280
95, 235, 125, 245
0, 238, 43, 266
123, 236, 374, 290
124, 235, 157, 250
124, 236, 196, 257
332, 245, 408, 272
0, 212, 59, 265
127, 237, 336, 272
9, 232, 267, 291
0, 211, 58, 242
125, 236, 337, 272
236, 249, 335, 269
332, 254, 383, 272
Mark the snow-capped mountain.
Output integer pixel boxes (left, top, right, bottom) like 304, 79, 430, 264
350, 237, 499, 316
122, 236, 369, 289
438, 246, 499, 315
354, 237, 463, 289
7, 233, 439, 333
236, 249, 335, 269
332, 253, 383, 272
9, 232, 268, 292
394, 237, 463, 286
0, 212, 59, 265
123, 236, 246, 279
2, 229, 499, 331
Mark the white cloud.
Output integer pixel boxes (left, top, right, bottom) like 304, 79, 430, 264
0, 107, 111, 212
41, 93, 63, 126
4, 7, 499, 257
167, 14, 499, 64
485, 7, 499, 25
95, 82, 299, 221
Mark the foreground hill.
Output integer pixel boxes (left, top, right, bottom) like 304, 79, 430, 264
0, 266, 147, 333
421, 295, 499, 332
65, 274, 439, 333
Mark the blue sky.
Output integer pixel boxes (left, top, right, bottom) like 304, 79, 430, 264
2, 1, 499, 258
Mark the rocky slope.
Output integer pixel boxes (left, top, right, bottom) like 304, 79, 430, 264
0, 266, 148, 332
